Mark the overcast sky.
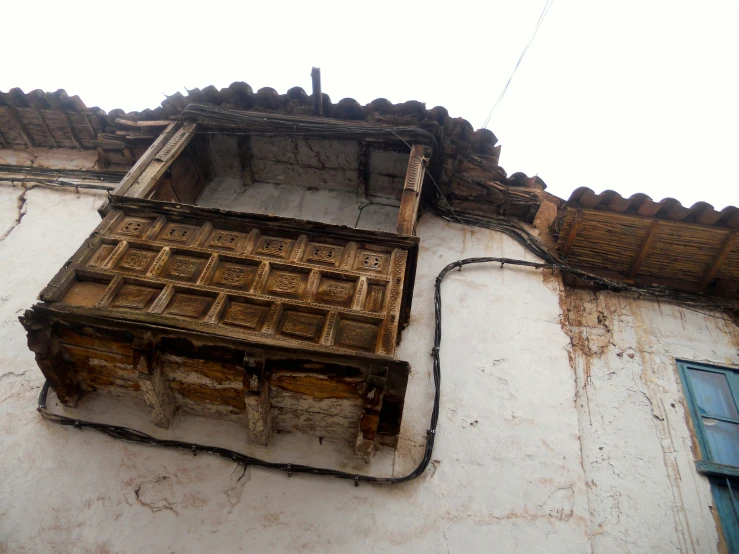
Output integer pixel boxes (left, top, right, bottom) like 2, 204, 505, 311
3, 0, 737, 209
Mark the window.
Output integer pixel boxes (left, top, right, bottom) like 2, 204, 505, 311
678, 360, 739, 550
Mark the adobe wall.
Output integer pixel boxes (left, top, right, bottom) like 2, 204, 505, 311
0, 183, 732, 553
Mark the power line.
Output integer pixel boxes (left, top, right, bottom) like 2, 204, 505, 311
482, 0, 554, 129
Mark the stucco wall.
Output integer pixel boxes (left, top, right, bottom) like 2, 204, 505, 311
564, 289, 739, 553
0, 183, 734, 553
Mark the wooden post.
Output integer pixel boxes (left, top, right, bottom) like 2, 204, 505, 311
355, 365, 388, 462
311, 67, 323, 116
21, 316, 83, 407
243, 349, 271, 446
136, 352, 176, 428
396, 144, 427, 235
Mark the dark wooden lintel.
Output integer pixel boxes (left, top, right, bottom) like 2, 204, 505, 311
627, 220, 660, 279
700, 231, 736, 291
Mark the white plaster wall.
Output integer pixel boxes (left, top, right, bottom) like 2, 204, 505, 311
197, 178, 399, 233
0, 148, 99, 170
565, 289, 739, 553
1, 184, 732, 553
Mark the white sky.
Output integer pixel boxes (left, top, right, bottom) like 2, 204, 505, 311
3, 0, 737, 209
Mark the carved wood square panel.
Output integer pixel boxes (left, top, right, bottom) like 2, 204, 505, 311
336, 320, 379, 351
264, 270, 308, 298
87, 244, 115, 268
278, 311, 325, 341
157, 222, 200, 245
113, 217, 152, 238
206, 230, 243, 252
111, 285, 160, 311
317, 278, 356, 308
221, 301, 268, 330
162, 255, 206, 282
364, 284, 386, 312
117, 249, 156, 274
355, 250, 389, 274
304, 243, 343, 266
255, 237, 293, 259
211, 262, 258, 291
165, 293, 211, 319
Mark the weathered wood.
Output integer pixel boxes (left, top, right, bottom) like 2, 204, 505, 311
243, 351, 271, 445
311, 67, 322, 116
700, 231, 736, 291
115, 118, 173, 128
6, 106, 34, 147
125, 122, 197, 199
627, 220, 660, 279
396, 144, 426, 235
36, 109, 58, 148
136, 353, 176, 428
113, 122, 178, 196
61, 111, 83, 149
561, 210, 584, 258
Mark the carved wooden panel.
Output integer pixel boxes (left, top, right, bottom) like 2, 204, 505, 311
37, 204, 415, 358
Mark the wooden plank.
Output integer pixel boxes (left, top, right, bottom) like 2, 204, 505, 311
112, 121, 178, 196
115, 118, 173, 128
627, 220, 660, 279
6, 106, 34, 147
125, 122, 196, 199
61, 111, 83, 149
699, 231, 736, 291
36, 109, 58, 148
562, 210, 584, 258
395, 144, 426, 235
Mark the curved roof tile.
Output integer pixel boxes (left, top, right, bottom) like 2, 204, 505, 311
567, 187, 739, 229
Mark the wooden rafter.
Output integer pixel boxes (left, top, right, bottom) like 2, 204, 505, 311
699, 231, 736, 291
61, 111, 82, 149
7, 106, 34, 147
81, 113, 96, 140
627, 220, 660, 279
36, 109, 58, 148
113, 122, 178, 196
562, 210, 584, 258
0, 125, 7, 148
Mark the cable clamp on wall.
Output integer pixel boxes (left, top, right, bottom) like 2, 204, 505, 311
286, 464, 292, 477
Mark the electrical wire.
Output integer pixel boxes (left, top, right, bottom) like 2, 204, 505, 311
481, 0, 554, 129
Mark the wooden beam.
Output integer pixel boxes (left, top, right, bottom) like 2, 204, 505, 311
81, 113, 96, 140
125, 122, 196, 199
6, 106, 34, 147
243, 350, 271, 446
0, 125, 8, 148
699, 231, 736, 291
61, 111, 82, 149
36, 109, 58, 148
113, 121, 178, 196
562, 210, 584, 258
136, 352, 176, 428
396, 144, 426, 235
115, 118, 173, 128
627, 220, 660, 279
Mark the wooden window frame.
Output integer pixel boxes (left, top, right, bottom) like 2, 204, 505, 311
678, 360, 739, 549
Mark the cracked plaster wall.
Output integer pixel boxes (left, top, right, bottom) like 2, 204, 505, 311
563, 288, 739, 553
1, 182, 730, 553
